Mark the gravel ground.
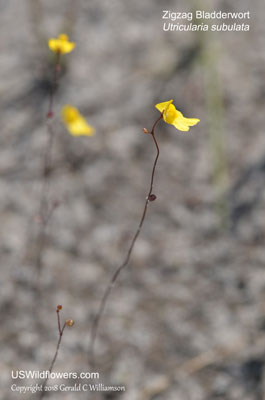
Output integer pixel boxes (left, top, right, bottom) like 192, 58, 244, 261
2, 0, 265, 399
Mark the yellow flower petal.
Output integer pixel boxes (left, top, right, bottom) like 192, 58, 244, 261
48, 33, 75, 54
60, 41, 75, 54
58, 34, 69, 41
163, 104, 178, 124
155, 100, 200, 132
68, 119, 95, 136
172, 110, 200, 131
172, 118, 190, 131
185, 118, 200, 127
155, 100, 173, 114
61, 105, 95, 136
62, 105, 79, 123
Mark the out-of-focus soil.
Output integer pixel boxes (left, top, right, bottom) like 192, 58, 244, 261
2, 0, 265, 399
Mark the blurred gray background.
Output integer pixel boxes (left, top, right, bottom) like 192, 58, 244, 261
2, 0, 265, 399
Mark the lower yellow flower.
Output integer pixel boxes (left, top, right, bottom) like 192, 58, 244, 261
155, 100, 200, 132
61, 105, 95, 136
48, 34, 75, 54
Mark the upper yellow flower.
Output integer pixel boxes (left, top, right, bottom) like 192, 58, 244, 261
48, 34, 75, 54
61, 105, 95, 136
155, 100, 200, 132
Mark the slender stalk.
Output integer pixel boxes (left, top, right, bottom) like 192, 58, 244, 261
35, 122, 56, 279
57, 307, 62, 335
40, 309, 66, 399
89, 114, 163, 366
35, 52, 61, 283
47, 51, 61, 118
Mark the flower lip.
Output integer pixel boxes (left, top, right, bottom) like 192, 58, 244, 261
48, 33, 75, 54
61, 105, 95, 137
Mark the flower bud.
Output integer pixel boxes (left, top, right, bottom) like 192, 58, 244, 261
47, 111, 54, 119
66, 319, 74, 327
57, 305, 62, 311
148, 194, 157, 202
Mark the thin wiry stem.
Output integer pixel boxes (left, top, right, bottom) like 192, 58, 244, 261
35, 52, 61, 284
35, 122, 57, 280
40, 310, 66, 399
47, 51, 61, 118
89, 114, 163, 366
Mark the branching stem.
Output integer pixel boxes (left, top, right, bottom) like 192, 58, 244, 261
40, 309, 66, 399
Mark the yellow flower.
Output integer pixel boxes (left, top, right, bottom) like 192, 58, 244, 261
155, 100, 200, 132
61, 105, 95, 136
48, 34, 75, 54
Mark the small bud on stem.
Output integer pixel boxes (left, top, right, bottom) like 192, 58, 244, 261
46, 111, 54, 119
148, 194, 157, 202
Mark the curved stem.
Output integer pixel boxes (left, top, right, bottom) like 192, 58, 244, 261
89, 114, 163, 366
